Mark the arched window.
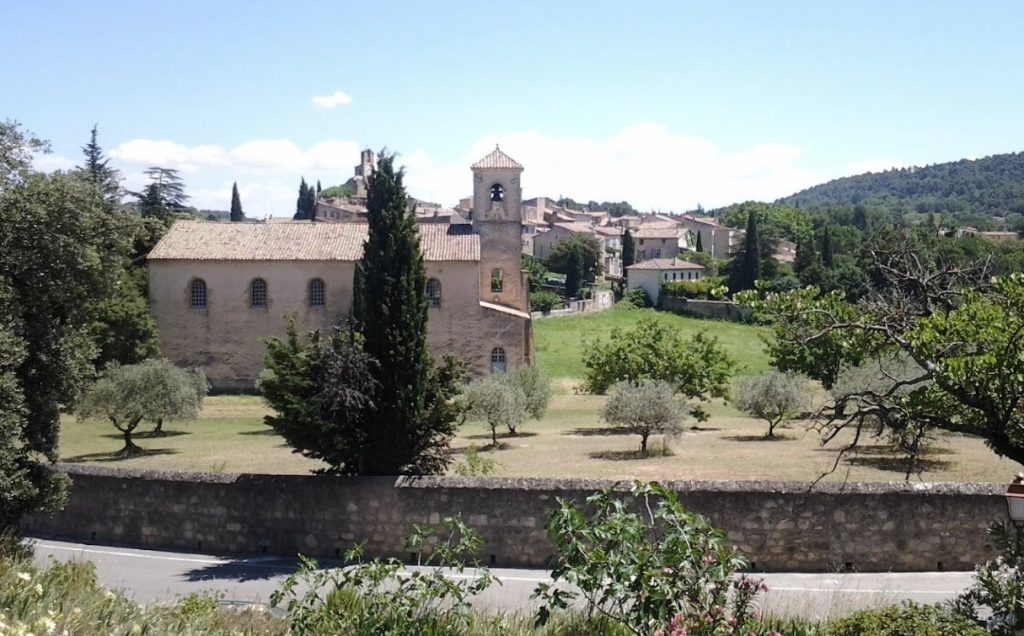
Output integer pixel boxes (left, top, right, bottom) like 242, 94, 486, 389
490, 268, 503, 292
490, 347, 507, 374
309, 278, 325, 308
490, 183, 504, 202
250, 278, 267, 308
426, 278, 442, 308
190, 278, 207, 309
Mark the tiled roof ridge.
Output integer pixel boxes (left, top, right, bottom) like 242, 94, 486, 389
471, 145, 524, 170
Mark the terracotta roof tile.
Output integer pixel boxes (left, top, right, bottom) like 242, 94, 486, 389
632, 227, 682, 239
148, 220, 480, 262
626, 257, 706, 271
471, 146, 524, 170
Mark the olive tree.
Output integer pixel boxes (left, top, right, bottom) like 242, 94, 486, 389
732, 371, 808, 438
77, 359, 206, 456
601, 380, 686, 456
462, 375, 526, 446
506, 366, 552, 426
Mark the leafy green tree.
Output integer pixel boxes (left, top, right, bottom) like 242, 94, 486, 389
77, 360, 205, 456
821, 226, 835, 267
260, 322, 380, 473
602, 380, 685, 455
462, 375, 526, 446
535, 482, 765, 635
793, 233, 818, 275
506, 365, 551, 423
135, 167, 189, 218
732, 371, 807, 438
229, 181, 244, 222
521, 254, 548, 293
547, 234, 603, 298
78, 125, 120, 202
90, 269, 159, 368
0, 119, 48, 191
356, 151, 464, 474
729, 211, 761, 292
529, 290, 559, 313
581, 314, 735, 423
0, 159, 129, 533
621, 228, 635, 268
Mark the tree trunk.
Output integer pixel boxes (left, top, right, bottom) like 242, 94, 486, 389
153, 417, 165, 436
116, 418, 144, 457
640, 432, 649, 456
491, 425, 498, 447
506, 423, 517, 436
767, 419, 777, 439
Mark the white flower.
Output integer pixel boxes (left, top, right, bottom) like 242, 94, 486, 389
16, 572, 31, 582
32, 583, 43, 596
42, 617, 56, 634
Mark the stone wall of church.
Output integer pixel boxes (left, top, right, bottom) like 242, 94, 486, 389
150, 259, 528, 390
149, 260, 355, 391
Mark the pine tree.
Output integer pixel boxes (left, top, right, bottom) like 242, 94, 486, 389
731, 211, 761, 292
622, 229, 635, 268
134, 167, 188, 218
230, 182, 244, 222
355, 151, 459, 474
78, 125, 121, 202
695, 231, 704, 253
821, 226, 834, 268
793, 233, 818, 274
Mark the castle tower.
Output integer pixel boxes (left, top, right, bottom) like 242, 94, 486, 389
471, 146, 527, 312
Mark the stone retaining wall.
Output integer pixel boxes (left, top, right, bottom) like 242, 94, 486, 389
23, 465, 1006, 572
660, 297, 753, 322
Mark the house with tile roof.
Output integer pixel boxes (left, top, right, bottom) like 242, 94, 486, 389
147, 147, 533, 391
625, 257, 706, 305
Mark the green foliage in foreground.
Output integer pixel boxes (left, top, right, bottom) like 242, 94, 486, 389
828, 601, 986, 636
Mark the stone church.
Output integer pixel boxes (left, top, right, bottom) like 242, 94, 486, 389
147, 147, 533, 391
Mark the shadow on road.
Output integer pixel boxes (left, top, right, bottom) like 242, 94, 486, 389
184, 556, 306, 582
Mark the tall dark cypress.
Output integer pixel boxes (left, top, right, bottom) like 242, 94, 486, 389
732, 211, 761, 291
230, 182, 244, 222
355, 152, 436, 474
621, 229, 635, 268
821, 226, 835, 268
694, 231, 704, 253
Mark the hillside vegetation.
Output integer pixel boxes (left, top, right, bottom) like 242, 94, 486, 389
778, 151, 1024, 229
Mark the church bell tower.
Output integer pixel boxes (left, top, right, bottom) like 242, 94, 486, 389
470, 146, 527, 312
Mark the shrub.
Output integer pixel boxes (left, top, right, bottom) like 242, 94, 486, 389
452, 446, 500, 477
623, 287, 650, 308
660, 277, 728, 300
827, 601, 986, 636
534, 482, 765, 636
952, 521, 1024, 635
530, 290, 560, 313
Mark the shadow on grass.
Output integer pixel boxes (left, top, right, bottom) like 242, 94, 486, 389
564, 427, 632, 437
722, 434, 795, 442
100, 430, 192, 440
62, 448, 180, 463
238, 428, 278, 436
588, 447, 675, 461
845, 454, 953, 474
464, 431, 539, 441
688, 426, 724, 432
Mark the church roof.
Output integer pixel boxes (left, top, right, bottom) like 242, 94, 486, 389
148, 220, 480, 262
626, 258, 705, 271
471, 146, 523, 170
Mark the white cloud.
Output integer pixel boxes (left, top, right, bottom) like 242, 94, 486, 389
32, 153, 76, 172
312, 90, 353, 109
106, 124, 832, 216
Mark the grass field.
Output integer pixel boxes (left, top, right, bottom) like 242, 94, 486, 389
533, 305, 771, 379
60, 306, 1022, 482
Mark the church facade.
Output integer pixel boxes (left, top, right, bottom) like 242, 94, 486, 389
147, 148, 533, 391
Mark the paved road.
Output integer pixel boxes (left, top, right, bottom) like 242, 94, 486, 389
30, 538, 977, 620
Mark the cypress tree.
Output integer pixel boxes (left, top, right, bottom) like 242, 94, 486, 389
230, 182, 244, 222
355, 151, 451, 474
793, 233, 817, 274
316, 180, 322, 195
695, 231, 704, 253
821, 226, 835, 268
622, 229, 635, 268
294, 178, 315, 220
731, 211, 761, 291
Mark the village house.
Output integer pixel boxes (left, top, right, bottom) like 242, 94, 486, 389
147, 147, 533, 391
678, 214, 742, 258
625, 257, 706, 305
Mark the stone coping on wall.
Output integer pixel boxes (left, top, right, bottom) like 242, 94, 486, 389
54, 463, 1006, 497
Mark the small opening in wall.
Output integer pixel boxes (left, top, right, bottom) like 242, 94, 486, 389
261, 545, 268, 555
90, 532, 96, 542
409, 552, 417, 563
937, 561, 944, 572
334, 548, 341, 559
490, 554, 496, 566
749, 562, 756, 571
197, 540, 203, 550
844, 561, 853, 572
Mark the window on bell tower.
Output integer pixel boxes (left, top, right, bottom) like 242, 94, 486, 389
490, 183, 504, 202
490, 268, 503, 292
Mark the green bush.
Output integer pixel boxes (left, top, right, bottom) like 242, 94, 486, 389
530, 290, 561, 313
827, 601, 986, 636
623, 287, 650, 308
660, 277, 729, 300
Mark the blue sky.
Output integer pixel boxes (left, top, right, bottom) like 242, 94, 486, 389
5, 1, 1024, 216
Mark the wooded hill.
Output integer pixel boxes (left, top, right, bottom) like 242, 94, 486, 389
778, 151, 1024, 229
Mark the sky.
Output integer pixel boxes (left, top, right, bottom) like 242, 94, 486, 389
5, 1, 1024, 217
